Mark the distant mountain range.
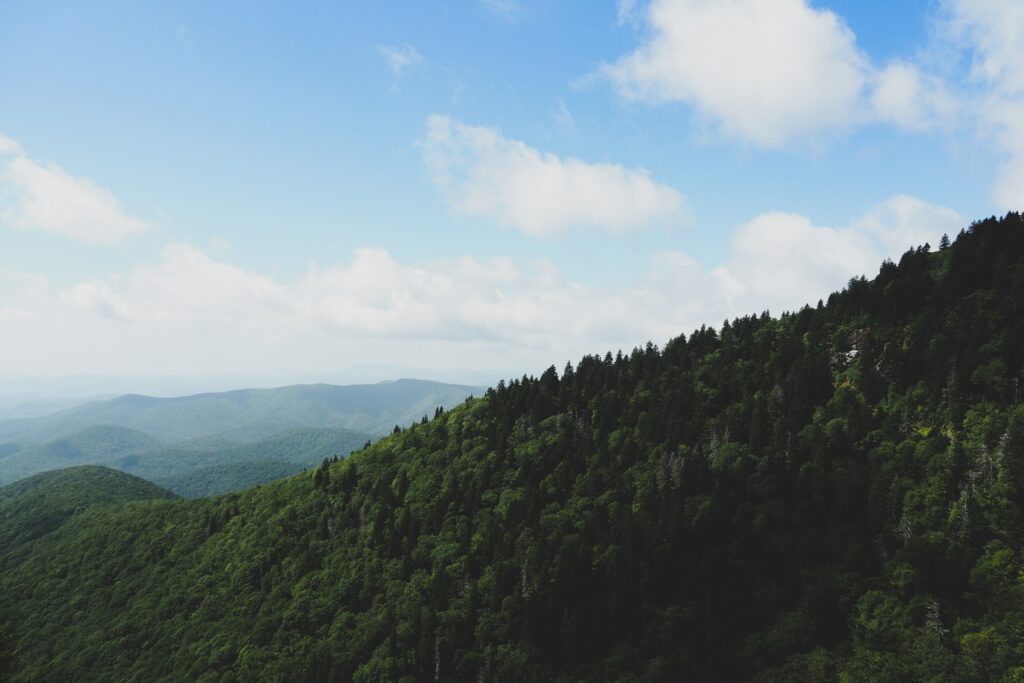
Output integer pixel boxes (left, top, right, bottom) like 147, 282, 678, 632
0, 396, 113, 421
0, 425, 369, 497
0, 378, 483, 444
0, 379, 482, 495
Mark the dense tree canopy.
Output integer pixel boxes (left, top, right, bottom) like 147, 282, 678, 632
1, 213, 1022, 681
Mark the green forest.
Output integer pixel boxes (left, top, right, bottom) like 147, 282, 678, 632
1, 213, 1023, 681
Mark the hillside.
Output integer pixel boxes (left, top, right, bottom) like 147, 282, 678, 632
0, 466, 176, 565
0, 213, 1022, 681
0, 379, 483, 446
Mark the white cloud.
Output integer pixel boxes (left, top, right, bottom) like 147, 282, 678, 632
377, 43, 422, 75
0, 136, 154, 245
421, 115, 685, 236
63, 282, 135, 322
871, 63, 956, 132
600, 0, 965, 147
716, 212, 880, 314
944, 0, 1024, 92
602, 0, 871, 148
0, 196, 961, 377
853, 194, 964, 253
0, 244, 709, 376
989, 100, 1024, 209
0, 135, 23, 156
941, 0, 1024, 209
717, 196, 962, 315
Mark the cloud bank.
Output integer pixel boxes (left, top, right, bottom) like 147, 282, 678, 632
0, 196, 961, 377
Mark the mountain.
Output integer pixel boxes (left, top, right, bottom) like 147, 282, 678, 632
0, 379, 482, 492
0, 466, 176, 566
0, 396, 106, 421
0, 426, 165, 484
0, 214, 1022, 680
0, 465, 175, 676
145, 428, 373, 498
0, 378, 482, 445
0, 426, 370, 496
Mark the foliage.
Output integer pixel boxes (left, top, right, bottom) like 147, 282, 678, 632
0, 620, 15, 679
0, 466, 176, 568
1, 213, 1023, 681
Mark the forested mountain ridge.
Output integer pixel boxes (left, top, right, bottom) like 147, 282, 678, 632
1, 213, 1023, 681
0, 466, 175, 566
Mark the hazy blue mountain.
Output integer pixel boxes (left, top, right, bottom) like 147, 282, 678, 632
0, 426, 167, 486
0, 378, 479, 494
0, 379, 482, 445
0, 396, 107, 421
134, 427, 373, 497
0, 425, 370, 495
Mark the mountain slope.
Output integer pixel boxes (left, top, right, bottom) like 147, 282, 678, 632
0, 466, 176, 564
0, 379, 483, 446
0, 214, 1023, 681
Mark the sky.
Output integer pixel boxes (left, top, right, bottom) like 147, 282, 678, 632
0, 0, 1022, 392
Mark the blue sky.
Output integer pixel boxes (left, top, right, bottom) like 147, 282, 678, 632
0, 0, 1021, 390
